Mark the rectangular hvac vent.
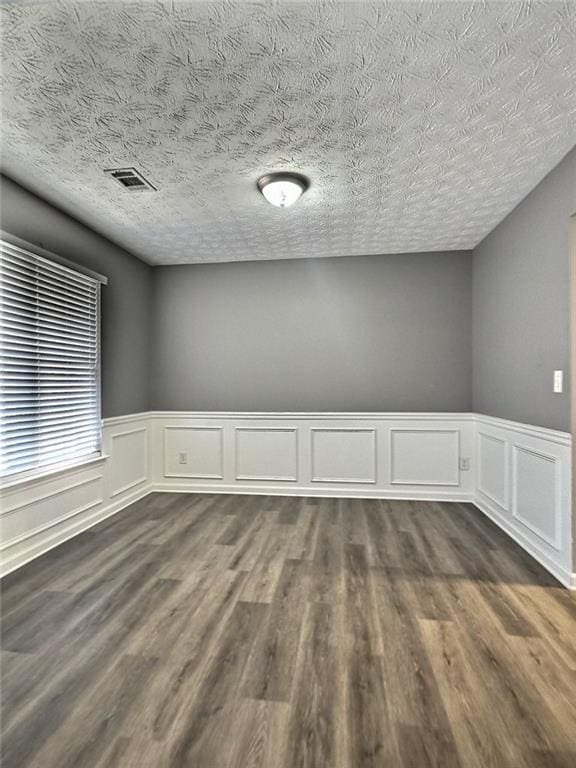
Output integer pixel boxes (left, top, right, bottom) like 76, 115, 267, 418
104, 167, 156, 191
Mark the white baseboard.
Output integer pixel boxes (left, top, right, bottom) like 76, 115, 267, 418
151, 481, 473, 502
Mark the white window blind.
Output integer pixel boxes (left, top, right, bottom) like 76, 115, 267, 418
0, 239, 103, 479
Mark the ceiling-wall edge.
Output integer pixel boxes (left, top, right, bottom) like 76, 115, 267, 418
0, 172, 154, 267
471, 144, 576, 254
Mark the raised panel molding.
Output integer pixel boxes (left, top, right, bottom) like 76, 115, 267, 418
477, 432, 509, 510
311, 428, 376, 484
164, 426, 223, 479
512, 445, 561, 550
235, 428, 298, 481
390, 429, 460, 486
109, 427, 148, 497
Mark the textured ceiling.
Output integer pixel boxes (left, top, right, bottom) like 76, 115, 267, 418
1, 1, 576, 265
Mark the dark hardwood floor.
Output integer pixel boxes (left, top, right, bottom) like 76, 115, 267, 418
1, 493, 576, 767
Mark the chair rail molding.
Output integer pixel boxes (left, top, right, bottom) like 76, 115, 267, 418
0, 410, 572, 588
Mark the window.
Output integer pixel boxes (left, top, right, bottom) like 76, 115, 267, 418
0, 238, 104, 480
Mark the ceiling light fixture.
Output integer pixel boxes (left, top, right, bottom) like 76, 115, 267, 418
257, 172, 309, 208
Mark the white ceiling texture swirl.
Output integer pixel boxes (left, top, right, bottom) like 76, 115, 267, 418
1, 0, 575, 265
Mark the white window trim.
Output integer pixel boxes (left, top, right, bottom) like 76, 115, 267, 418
0, 452, 109, 492
0, 232, 108, 286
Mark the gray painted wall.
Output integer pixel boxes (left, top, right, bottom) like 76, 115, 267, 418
151, 251, 473, 412
4, 146, 573, 427
0, 175, 152, 418
472, 147, 576, 432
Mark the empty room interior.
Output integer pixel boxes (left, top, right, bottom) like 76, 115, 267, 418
1, 1, 576, 766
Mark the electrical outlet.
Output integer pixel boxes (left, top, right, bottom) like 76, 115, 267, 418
178, 452, 187, 465
459, 457, 470, 471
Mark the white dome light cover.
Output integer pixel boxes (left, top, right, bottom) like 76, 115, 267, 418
257, 172, 309, 208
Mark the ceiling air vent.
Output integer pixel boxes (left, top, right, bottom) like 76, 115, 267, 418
104, 167, 156, 191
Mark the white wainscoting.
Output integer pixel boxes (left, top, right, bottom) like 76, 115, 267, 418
150, 412, 476, 502
1, 411, 573, 587
0, 413, 152, 577
474, 414, 572, 588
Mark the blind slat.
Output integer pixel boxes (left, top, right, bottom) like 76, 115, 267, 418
1, 301, 97, 329
0, 285, 98, 318
1, 318, 97, 342
1, 244, 103, 288
2, 429, 101, 456
3, 414, 99, 433
2, 431, 101, 457
2, 262, 98, 298
1, 270, 98, 306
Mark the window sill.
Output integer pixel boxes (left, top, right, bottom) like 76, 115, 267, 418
0, 454, 109, 493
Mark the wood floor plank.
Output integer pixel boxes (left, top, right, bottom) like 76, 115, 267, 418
277, 496, 302, 525
23, 654, 158, 768
220, 698, 290, 768
311, 498, 345, 603
239, 522, 293, 603
242, 558, 310, 702
167, 600, 268, 766
369, 569, 463, 767
1, 590, 75, 653
1, 492, 575, 768
283, 601, 346, 768
1, 564, 174, 731
286, 504, 320, 560
449, 580, 576, 752
363, 499, 404, 568
122, 569, 249, 743
419, 618, 525, 768
1, 576, 178, 764
505, 635, 576, 737
343, 544, 394, 766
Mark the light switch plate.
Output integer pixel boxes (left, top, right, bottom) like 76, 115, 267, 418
553, 370, 563, 393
